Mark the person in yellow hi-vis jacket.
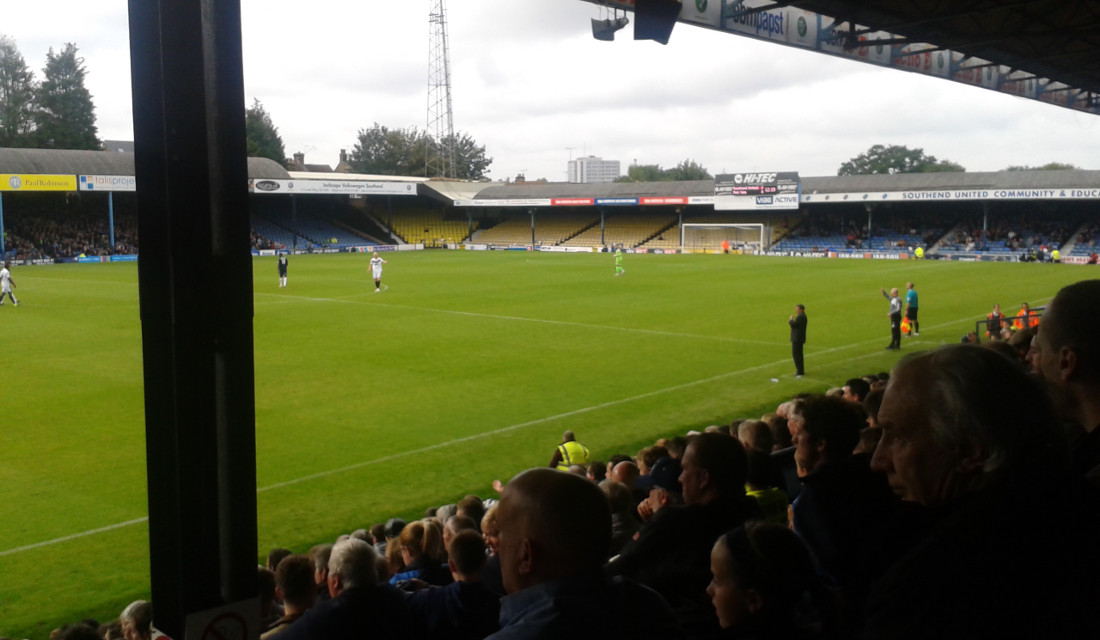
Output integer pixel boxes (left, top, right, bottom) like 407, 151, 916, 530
549, 430, 590, 470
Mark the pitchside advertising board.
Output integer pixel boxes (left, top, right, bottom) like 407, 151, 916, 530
79, 175, 137, 191
1, 174, 77, 191
714, 172, 800, 210
250, 179, 418, 196
454, 196, 715, 207
802, 188, 1100, 203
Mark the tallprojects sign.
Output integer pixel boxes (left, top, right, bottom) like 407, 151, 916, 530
714, 172, 800, 210
1, 174, 77, 191
79, 175, 137, 192
249, 179, 417, 195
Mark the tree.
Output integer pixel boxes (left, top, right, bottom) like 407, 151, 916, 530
349, 123, 492, 178
445, 131, 491, 180
837, 144, 964, 176
245, 99, 286, 164
617, 164, 664, 182
34, 43, 99, 149
665, 158, 712, 181
349, 123, 428, 175
0, 35, 37, 147
1005, 162, 1080, 171
615, 159, 711, 182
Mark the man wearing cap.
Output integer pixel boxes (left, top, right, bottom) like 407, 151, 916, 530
634, 456, 682, 522
549, 431, 590, 471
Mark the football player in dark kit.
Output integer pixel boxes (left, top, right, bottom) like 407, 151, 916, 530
278, 254, 288, 287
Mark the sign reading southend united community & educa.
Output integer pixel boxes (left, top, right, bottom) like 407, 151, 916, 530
714, 172, 800, 210
0, 174, 78, 191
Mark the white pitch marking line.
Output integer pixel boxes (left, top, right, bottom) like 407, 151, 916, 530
253, 291, 785, 346
0, 302, 1040, 556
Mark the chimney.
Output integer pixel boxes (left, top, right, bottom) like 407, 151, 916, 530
515, 173, 526, 183
293, 151, 305, 167
339, 149, 347, 164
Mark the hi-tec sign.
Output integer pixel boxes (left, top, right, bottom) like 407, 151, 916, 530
714, 171, 800, 210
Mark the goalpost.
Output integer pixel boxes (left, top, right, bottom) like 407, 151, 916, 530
680, 223, 767, 254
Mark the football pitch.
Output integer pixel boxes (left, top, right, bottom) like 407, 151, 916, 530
0, 250, 1090, 637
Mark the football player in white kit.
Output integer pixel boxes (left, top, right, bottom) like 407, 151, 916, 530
370, 251, 388, 292
0, 261, 17, 306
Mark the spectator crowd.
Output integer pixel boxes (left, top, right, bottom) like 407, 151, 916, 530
17, 279, 1100, 640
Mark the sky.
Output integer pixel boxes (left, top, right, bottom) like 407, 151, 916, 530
4, 0, 1100, 183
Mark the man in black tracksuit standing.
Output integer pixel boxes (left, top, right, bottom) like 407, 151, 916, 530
789, 304, 807, 377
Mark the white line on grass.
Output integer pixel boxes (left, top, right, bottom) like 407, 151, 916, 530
0, 518, 148, 557
0, 327, 908, 557
253, 291, 785, 346
1, 301, 1038, 557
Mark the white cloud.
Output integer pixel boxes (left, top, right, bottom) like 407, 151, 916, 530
3, 0, 1099, 181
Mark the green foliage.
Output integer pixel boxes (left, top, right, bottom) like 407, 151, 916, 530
1004, 162, 1080, 171
1, 253, 1094, 638
245, 98, 286, 165
446, 131, 492, 180
0, 35, 38, 147
349, 123, 428, 175
666, 158, 712, 181
617, 163, 664, 182
837, 144, 964, 176
617, 159, 711, 182
34, 43, 99, 150
349, 123, 491, 178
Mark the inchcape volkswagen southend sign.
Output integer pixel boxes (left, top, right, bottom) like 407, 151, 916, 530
249, 179, 418, 196
714, 172, 800, 210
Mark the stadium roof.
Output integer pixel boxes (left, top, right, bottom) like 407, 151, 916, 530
471, 179, 714, 200
462, 170, 1100, 202
0, 148, 291, 180
587, 1, 1100, 114
794, 0, 1100, 96
419, 180, 487, 205
802, 169, 1100, 193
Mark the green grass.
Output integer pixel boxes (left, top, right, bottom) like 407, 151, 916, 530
0, 250, 1090, 637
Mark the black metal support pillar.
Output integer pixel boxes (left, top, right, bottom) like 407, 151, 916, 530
866, 204, 873, 249
128, 0, 257, 637
291, 195, 298, 250
982, 201, 990, 251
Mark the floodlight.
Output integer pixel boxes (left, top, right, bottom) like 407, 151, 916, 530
592, 16, 630, 41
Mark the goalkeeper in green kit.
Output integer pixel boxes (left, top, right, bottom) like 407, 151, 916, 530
614, 247, 624, 276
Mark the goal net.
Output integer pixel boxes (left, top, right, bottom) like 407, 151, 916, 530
681, 223, 766, 254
